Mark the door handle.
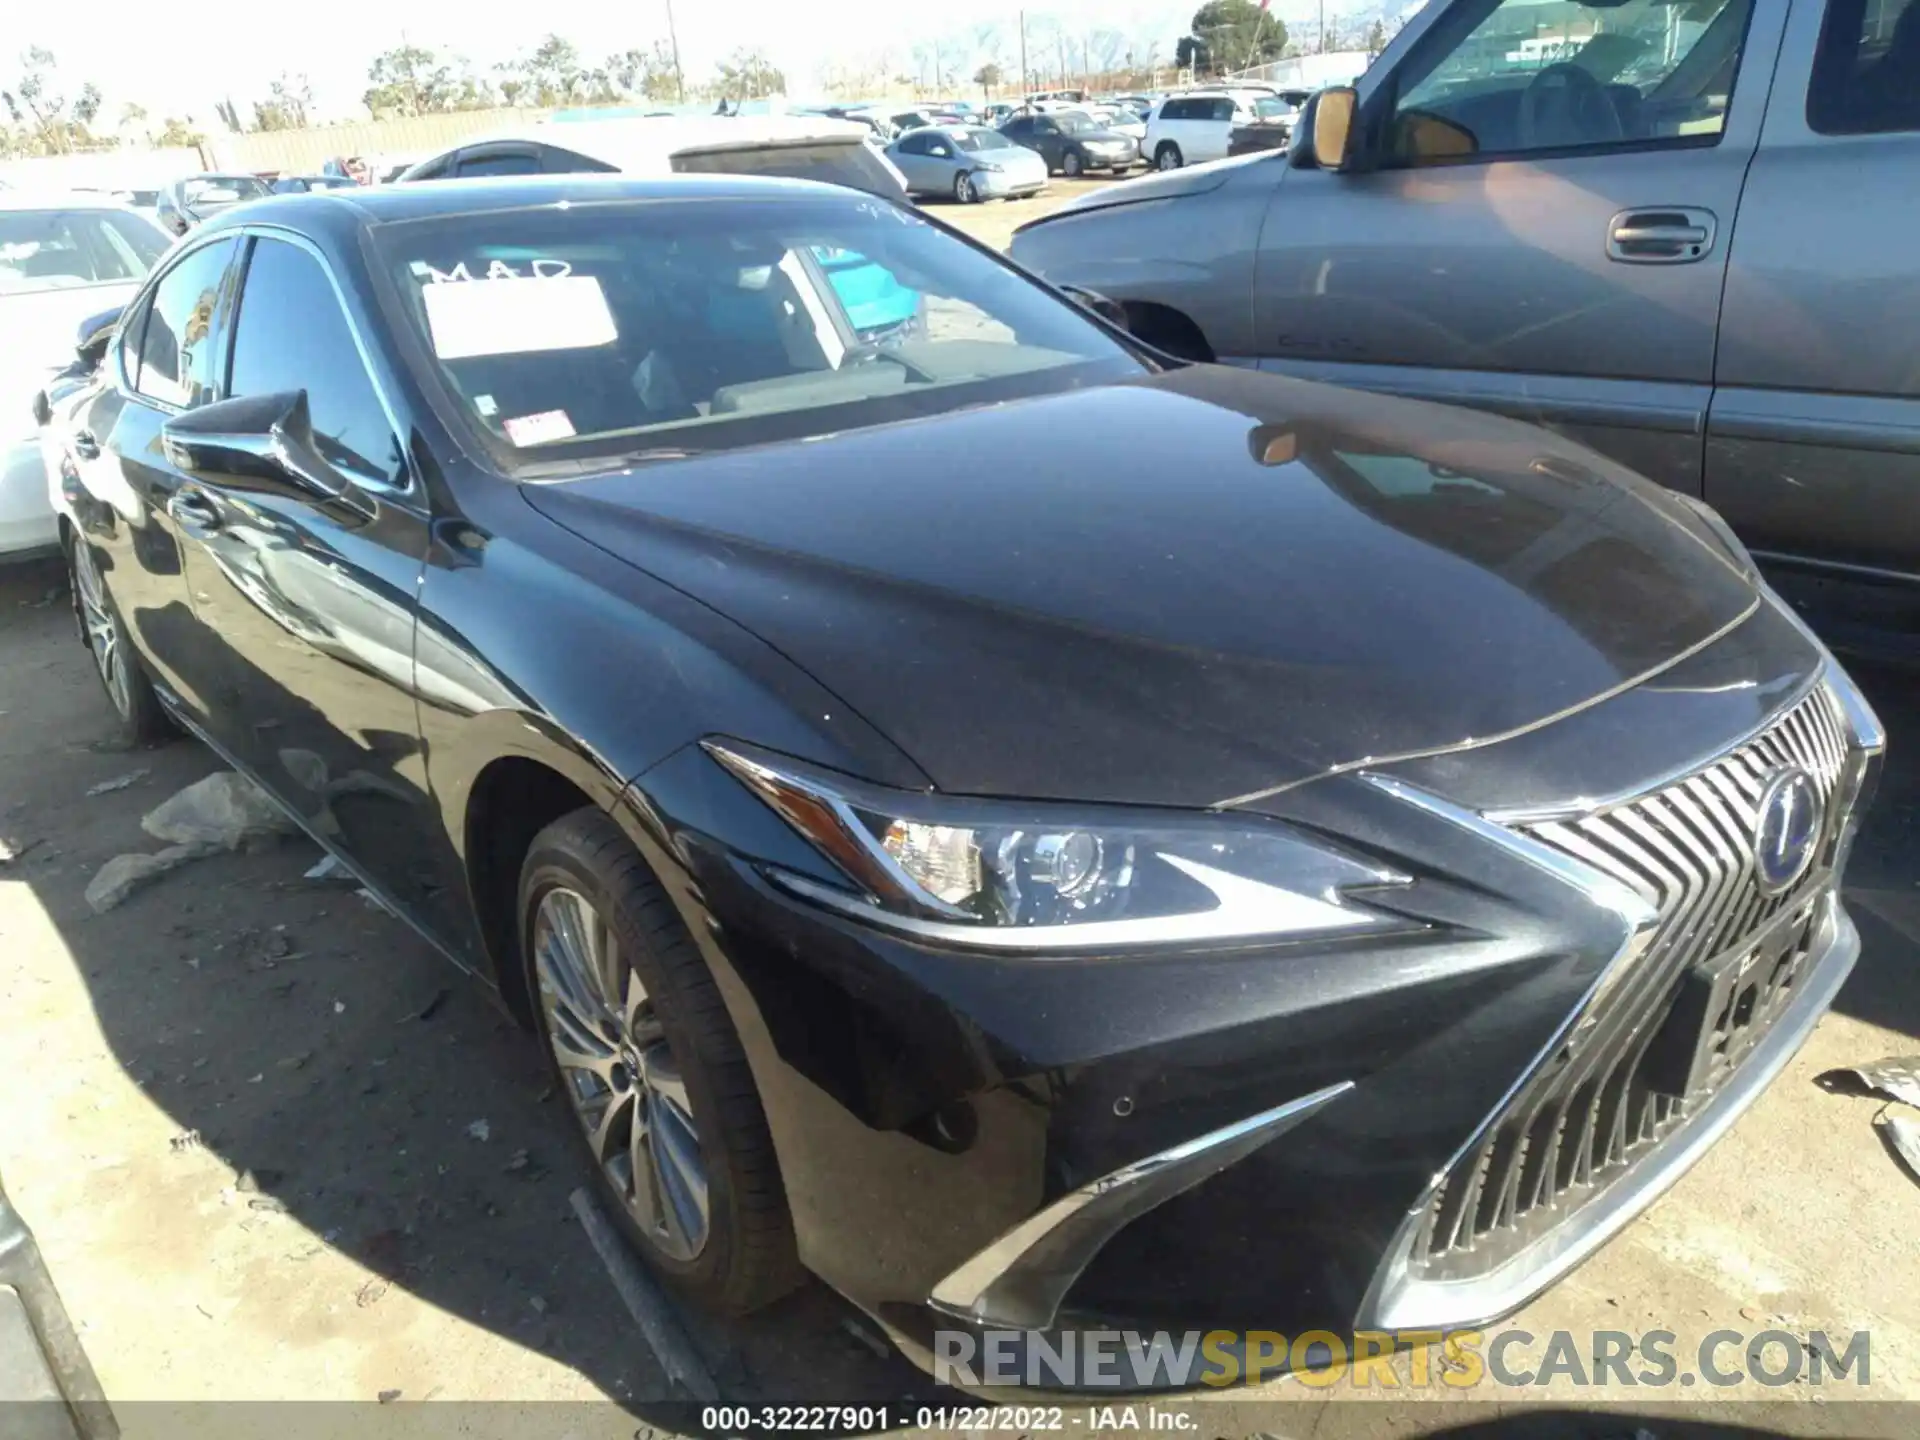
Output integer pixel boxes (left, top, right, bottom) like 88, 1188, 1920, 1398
166, 490, 222, 532
72, 429, 100, 460
1607, 208, 1717, 264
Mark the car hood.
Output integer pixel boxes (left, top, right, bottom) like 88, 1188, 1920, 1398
524, 366, 1758, 807
1, 283, 142, 441
1021, 149, 1275, 223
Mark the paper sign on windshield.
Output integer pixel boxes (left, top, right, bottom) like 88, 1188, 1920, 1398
422, 274, 618, 360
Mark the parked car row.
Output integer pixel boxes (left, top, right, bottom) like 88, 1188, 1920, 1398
8, 0, 1900, 1392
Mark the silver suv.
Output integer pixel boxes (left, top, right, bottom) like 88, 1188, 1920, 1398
1012, 0, 1920, 627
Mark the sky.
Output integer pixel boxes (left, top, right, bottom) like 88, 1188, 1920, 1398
12, 0, 1267, 126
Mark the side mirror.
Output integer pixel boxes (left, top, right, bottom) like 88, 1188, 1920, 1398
160, 390, 372, 519
1059, 285, 1129, 331
1311, 86, 1360, 171
74, 304, 124, 370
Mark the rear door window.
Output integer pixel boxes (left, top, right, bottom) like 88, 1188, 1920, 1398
1809, 0, 1920, 133
670, 142, 907, 200
133, 237, 240, 409
458, 149, 543, 177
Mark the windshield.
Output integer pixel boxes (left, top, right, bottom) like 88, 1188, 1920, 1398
671, 141, 906, 201
953, 128, 1013, 152
377, 194, 1142, 472
183, 176, 270, 207
0, 209, 168, 294
1054, 113, 1100, 133
1254, 97, 1295, 120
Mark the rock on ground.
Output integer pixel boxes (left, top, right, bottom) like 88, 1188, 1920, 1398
84, 844, 217, 913
141, 770, 300, 850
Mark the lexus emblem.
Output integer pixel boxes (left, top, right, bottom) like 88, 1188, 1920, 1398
1754, 767, 1823, 895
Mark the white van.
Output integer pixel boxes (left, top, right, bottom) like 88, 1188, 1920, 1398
1143, 91, 1258, 169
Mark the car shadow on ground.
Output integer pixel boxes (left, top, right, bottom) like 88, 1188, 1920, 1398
0, 554, 944, 1414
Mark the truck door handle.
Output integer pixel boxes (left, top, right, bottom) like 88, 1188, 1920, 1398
1607, 208, 1717, 264
166, 490, 221, 532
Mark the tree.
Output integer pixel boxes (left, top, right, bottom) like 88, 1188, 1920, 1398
251, 73, 311, 131
1363, 18, 1390, 53
1180, 0, 1287, 75
709, 48, 784, 100
155, 117, 204, 149
5, 47, 82, 154
973, 61, 1003, 98
509, 33, 591, 106
364, 44, 455, 117
606, 43, 681, 101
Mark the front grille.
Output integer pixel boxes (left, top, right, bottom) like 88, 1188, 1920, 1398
1412, 682, 1853, 1278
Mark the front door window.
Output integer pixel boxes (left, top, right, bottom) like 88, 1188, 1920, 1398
1391, 0, 1757, 161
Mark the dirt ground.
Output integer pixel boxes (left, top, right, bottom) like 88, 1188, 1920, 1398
2, 183, 1919, 1434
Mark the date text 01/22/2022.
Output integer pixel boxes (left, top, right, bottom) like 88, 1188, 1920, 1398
696, 1407, 1196, 1432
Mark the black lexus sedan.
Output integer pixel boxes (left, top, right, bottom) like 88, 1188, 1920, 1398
50, 174, 1881, 1381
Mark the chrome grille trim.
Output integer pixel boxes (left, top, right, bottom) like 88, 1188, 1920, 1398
1407, 682, 1855, 1280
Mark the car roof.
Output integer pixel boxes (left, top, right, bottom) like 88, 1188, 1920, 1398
0, 188, 153, 214
196, 171, 872, 237
429, 114, 869, 173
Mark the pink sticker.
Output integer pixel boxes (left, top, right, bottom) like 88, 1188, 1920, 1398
503, 410, 577, 447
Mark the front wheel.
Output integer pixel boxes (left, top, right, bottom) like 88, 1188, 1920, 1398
1063, 151, 1083, 178
519, 808, 802, 1315
1155, 142, 1183, 171
954, 170, 978, 204
69, 533, 170, 746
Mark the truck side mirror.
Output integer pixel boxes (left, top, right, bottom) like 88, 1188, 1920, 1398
1311, 87, 1360, 171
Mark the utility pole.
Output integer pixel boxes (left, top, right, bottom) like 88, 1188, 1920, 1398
1319, 0, 1327, 54
1018, 11, 1029, 96
664, 0, 686, 100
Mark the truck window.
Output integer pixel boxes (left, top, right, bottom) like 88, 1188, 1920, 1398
1808, 0, 1920, 134
1389, 0, 1757, 162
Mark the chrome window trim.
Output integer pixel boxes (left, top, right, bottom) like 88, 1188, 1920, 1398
928, 1080, 1355, 1331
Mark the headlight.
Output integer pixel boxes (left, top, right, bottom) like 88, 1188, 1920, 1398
976, 160, 1004, 172
705, 741, 1412, 951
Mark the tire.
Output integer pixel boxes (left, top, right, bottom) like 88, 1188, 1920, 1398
518, 807, 802, 1316
1155, 142, 1183, 171
954, 170, 977, 204
1063, 150, 1083, 178
68, 533, 171, 747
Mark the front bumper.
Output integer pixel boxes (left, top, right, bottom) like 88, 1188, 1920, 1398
974, 169, 1047, 198
625, 599, 1878, 1390
1, 436, 58, 560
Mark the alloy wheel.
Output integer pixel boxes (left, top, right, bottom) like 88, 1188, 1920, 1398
72, 540, 132, 719
1064, 152, 1082, 177
533, 886, 710, 1261
955, 172, 976, 204
1157, 144, 1181, 170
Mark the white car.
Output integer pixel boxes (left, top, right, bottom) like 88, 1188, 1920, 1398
1, 192, 170, 560
1144, 91, 1260, 170
395, 115, 909, 200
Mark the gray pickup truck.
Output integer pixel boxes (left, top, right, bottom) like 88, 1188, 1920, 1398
1010, 0, 1918, 646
